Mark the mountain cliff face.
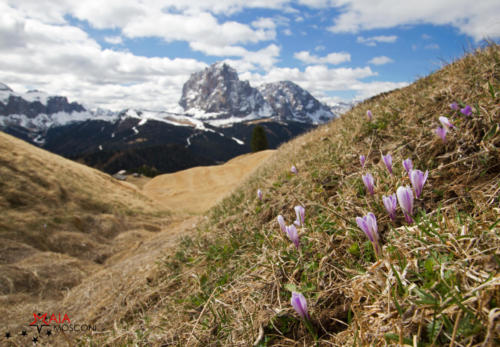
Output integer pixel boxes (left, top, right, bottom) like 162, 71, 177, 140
0, 85, 86, 118
179, 63, 272, 120
258, 81, 334, 124
179, 62, 336, 124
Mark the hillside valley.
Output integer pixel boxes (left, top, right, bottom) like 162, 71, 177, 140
0, 44, 499, 347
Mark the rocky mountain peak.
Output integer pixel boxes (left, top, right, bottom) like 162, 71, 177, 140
179, 62, 270, 119
258, 81, 335, 124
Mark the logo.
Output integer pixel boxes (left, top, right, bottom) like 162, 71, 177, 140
3, 312, 97, 344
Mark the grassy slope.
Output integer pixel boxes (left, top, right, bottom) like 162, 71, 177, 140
90, 45, 499, 345
0, 132, 169, 329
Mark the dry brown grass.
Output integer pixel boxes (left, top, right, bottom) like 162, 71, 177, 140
80, 44, 499, 346
143, 149, 276, 214
0, 131, 171, 343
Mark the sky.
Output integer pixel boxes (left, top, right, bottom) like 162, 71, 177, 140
1, 0, 499, 112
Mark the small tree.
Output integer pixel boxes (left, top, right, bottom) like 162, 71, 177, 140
250, 125, 269, 152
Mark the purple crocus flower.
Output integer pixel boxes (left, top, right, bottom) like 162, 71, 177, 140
285, 224, 300, 249
257, 189, 263, 201
366, 110, 373, 121
356, 212, 381, 257
291, 165, 298, 174
396, 186, 414, 224
436, 126, 447, 142
294, 205, 305, 227
291, 292, 309, 320
362, 173, 375, 195
410, 169, 429, 198
360, 155, 366, 169
450, 102, 459, 111
460, 105, 472, 116
439, 116, 455, 129
382, 194, 397, 221
382, 153, 393, 175
402, 158, 413, 175
277, 215, 286, 233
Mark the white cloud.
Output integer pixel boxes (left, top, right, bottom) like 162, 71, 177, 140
104, 36, 123, 45
357, 35, 398, 46
328, 0, 500, 41
190, 43, 280, 70
251, 17, 276, 30
368, 56, 394, 65
0, 3, 207, 111
294, 51, 351, 65
283, 28, 293, 36
421, 33, 431, 40
351, 81, 409, 100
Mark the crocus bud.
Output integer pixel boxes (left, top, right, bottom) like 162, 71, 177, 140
291, 165, 298, 174
410, 169, 428, 198
294, 205, 305, 227
277, 215, 286, 233
439, 116, 455, 129
382, 194, 397, 221
397, 186, 414, 224
362, 173, 375, 195
366, 110, 373, 121
356, 212, 381, 257
436, 126, 447, 142
291, 292, 309, 320
450, 102, 459, 110
382, 153, 393, 175
402, 158, 413, 175
460, 105, 472, 116
285, 224, 299, 249
257, 189, 263, 201
360, 155, 366, 168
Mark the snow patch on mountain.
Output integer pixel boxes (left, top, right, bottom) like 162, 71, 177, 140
231, 137, 244, 145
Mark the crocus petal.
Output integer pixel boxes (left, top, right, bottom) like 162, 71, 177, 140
357, 213, 381, 257
277, 215, 286, 233
460, 105, 472, 116
403, 158, 413, 175
356, 217, 371, 241
286, 225, 299, 249
439, 116, 455, 129
397, 186, 414, 222
360, 155, 366, 168
382, 154, 393, 175
366, 110, 373, 121
291, 292, 309, 320
410, 169, 428, 198
362, 173, 375, 195
294, 205, 305, 226
257, 189, 263, 201
291, 165, 298, 174
366, 212, 378, 239
436, 126, 447, 142
450, 102, 459, 110
383, 194, 397, 221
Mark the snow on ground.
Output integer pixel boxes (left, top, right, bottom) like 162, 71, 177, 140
231, 137, 244, 145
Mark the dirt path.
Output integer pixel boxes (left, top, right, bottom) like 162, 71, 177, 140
142, 149, 275, 214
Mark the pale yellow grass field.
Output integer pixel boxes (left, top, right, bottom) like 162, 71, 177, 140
143, 149, 276, 214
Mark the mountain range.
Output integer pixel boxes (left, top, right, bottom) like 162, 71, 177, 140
0, 63, 353, 175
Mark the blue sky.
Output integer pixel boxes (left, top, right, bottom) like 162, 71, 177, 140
1, 0, 499, 111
